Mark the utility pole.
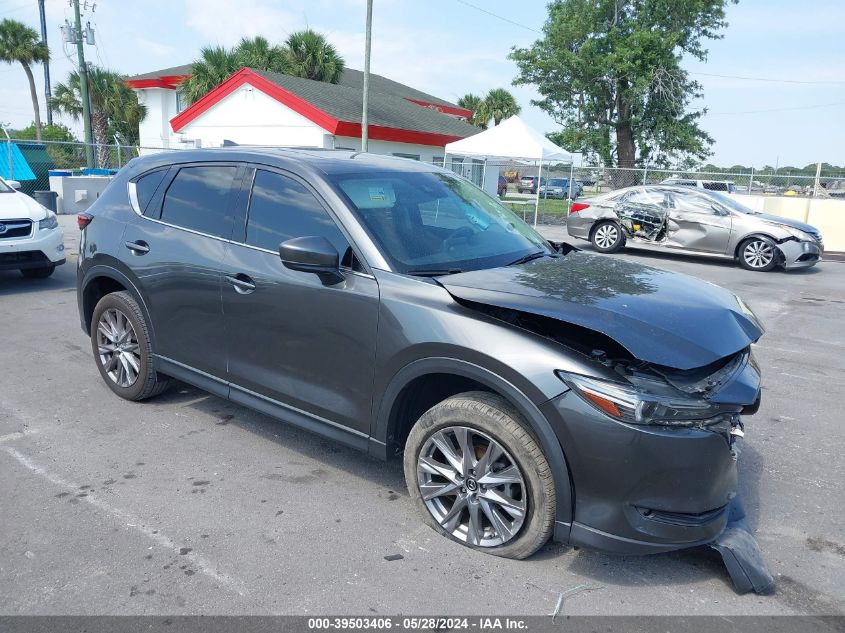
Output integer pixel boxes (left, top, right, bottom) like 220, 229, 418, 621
361, 0, 373, 152
37, 0, 52, 126
72, 0, 94, 167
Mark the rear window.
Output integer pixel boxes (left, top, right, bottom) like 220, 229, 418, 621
160, 165, 240, 238
134, 169, 167, 215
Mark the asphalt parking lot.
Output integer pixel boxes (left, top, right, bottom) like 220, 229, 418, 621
1, 216, 843, 616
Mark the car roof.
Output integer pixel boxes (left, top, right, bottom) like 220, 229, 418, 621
124, 147, 444, 179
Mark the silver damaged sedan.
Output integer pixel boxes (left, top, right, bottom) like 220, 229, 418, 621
566, 185, 823, 271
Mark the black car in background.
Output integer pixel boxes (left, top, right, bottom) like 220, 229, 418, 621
77, 148, 765, 564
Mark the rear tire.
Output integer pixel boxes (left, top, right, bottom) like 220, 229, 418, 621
738, 237, 778, 272
20, 265, 55, 279
404, 391, 556, 560
590, 221, 625, 253
90, 291, 171, 401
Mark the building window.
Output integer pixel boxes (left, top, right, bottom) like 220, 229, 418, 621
393, 153, 420, 161
432, 156, 444, 167
176, 90, 186, 113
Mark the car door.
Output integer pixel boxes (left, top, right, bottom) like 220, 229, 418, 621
122, 162, 244, 381
222, 167, 379, 436
665, 191, 733, 254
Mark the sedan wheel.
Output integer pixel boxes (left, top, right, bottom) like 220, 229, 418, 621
591, 221, 625, 253
739, 238, 778, 272
417, 426, 527, 547
97, 308, 141, 387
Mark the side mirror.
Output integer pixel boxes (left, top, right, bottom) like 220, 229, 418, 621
7, 180, 21, 190
279, 235, 344, 285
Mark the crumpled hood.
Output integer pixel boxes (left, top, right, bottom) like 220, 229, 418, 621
0, 191, 47, 221
438, 253, 764, 370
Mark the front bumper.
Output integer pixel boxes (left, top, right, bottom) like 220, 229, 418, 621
779, 238, 822, 269
542, 356, 761, 554
0, 226, 66, 270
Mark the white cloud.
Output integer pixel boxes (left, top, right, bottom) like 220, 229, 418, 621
183, 0, 298, 46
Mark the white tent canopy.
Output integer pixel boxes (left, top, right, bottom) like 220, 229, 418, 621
444, 115, 575, 162
444, 116, 578, 226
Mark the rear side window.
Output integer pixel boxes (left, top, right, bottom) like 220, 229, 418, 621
246, 169, 351, 260
134, 169, 167, 215
160, 166, 240, 238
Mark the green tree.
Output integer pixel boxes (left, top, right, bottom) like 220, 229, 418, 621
181, 31, 345, 105
282, 29, 345, 83
484, 88, 521, 126
179, 45, 240, 105
511, 0, 733, 168
11, 122, 78, 168
457, 93, 489, 128
0, 19, 50, 141
51, 67, 146, 167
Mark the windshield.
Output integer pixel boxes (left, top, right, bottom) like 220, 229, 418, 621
701, 190, 759, 214
330, 170, 553, 274
0, 178, 13, 193
548, 179, 568, 186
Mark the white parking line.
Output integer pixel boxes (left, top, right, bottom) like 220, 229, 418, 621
2, 445, 247, 597
0, 429, 38, 444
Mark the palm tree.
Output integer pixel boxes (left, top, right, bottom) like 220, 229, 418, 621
179, 45, 240, 105
282, 29, 344, 83
0, 19, 50, 141
235, 35, 285, 73
51, 67, 146, 167
483, 88, 521, 126
457, 93, 488, 129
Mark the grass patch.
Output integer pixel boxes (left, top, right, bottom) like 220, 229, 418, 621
502, 197, 572, 216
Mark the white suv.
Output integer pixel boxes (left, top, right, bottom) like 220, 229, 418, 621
0, 177, 65, 278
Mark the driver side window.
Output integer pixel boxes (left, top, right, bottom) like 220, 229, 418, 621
672, 193, 721, 215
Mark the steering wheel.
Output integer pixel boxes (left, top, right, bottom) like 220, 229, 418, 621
442, 226, 475, 252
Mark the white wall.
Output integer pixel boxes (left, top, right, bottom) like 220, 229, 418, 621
135, 88, 180, 149
332, 137, 447, 163
177, 85, 328, 149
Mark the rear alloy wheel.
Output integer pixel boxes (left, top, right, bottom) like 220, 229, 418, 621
404, 392, 555, 559
591, 221, 625, 253
90, 291, 171, 401
739, 237, 778, 272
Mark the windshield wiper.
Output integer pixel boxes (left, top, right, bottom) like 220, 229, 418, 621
507, 251, 549, 266
407, 268, 463, 277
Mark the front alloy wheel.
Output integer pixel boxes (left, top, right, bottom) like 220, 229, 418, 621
404, 392, 555, 559
739, 238, 778, 271
97, 308, 141, 387
417, 426, 527, 547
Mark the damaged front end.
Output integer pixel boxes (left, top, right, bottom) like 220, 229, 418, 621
445, 290, 771, 594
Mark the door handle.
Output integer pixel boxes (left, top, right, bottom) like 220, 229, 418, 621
124, 240, 150, 254
225, 274, 256, 294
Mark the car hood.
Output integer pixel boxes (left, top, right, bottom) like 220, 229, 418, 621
438, 253, 764, 370
0, 192, 47, 221
751, 213, 818, 235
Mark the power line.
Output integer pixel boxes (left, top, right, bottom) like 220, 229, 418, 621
692, 71, 845, 85
453, 0, 540, 33
706, 101, 845, 116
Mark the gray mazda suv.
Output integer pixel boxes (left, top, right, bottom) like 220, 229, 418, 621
77, 149, 767, 578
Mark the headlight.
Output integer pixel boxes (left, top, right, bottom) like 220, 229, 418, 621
557, 371, 736, 427
780, 225, 814, 241
39, 212, 58, 230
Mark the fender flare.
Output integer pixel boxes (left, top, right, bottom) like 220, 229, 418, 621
80, 264, 157, 348
372, 357, 574, 533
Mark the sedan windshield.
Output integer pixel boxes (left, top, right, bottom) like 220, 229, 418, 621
331, 170, 553, 274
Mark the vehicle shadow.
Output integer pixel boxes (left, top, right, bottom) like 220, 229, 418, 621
146, 382, 407, 492
0, 266, 76, 297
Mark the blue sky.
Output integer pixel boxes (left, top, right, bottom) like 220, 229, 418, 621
1, 0, 843, 167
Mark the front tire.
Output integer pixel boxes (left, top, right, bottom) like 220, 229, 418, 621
20, 265, 55, 279
404, 392, 555, 559
591, 221, 625, 253
738, 237, 778, 272
90, 291, 171, 401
